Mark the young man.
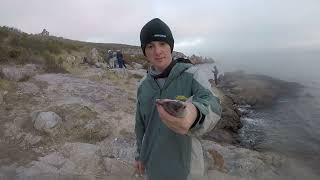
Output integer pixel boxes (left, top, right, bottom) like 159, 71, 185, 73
134, 18, 222, 180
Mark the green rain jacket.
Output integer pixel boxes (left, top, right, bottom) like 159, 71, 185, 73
135, 61, 222, 180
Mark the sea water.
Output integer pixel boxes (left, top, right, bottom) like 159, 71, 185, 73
199, 50, 320, 176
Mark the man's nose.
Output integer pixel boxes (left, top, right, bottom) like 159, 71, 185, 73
154, 45, 161, 55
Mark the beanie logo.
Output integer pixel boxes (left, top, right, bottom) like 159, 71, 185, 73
153, 34, 167, 38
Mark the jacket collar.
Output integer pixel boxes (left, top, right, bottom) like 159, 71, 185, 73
147, 59, 193, 89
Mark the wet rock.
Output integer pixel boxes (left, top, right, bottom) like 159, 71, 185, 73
220, 72, 302, 106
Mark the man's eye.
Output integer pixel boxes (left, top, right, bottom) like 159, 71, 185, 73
146, 45, 153, 49
159, 42, 166, 46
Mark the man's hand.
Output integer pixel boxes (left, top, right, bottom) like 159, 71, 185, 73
134, 160, 145, 176
156, 101, 198, 135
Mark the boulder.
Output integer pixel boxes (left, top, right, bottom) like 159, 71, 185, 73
203, 86, 242, 144
131, 62, 143, 69
99, 137, 136, 163
60, 143, 105, 177
32, 111, 62, 135
14, 142, 138, 179
103, 157, 135, 176
202, 140, 283, 179
88, 48, 101, 65
1, 64, 37, 81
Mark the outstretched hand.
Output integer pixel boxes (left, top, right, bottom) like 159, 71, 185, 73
156, 101, 198, 135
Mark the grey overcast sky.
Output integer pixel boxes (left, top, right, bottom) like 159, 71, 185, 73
0, 0, 319, 56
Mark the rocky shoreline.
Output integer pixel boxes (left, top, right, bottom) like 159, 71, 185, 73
0, 63, 308, 180
204, 71, 303, 145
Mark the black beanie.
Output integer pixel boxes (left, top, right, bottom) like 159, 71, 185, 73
140, 18, 174, 55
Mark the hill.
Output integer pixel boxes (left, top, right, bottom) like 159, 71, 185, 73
0, 26, 148, 71
0, 26, 216, 72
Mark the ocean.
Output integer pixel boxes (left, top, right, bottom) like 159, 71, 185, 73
199, 50, 320, 176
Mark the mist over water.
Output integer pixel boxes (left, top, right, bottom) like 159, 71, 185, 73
215, 50, 320, 84
212, 49, 320, 175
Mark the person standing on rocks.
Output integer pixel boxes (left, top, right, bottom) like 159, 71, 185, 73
112, 51, 118, 68
212, 65, 219, 85
116, 50, 128, 77
107, 50, 114, 68
134, 18, 222, 180
116, 50, 124, 68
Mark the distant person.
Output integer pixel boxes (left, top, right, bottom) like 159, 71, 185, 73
116, 50, 128, 77
112, 51, 118, 68
107, 50, 114, 68
82, 56, 88, 64
134, 18, 222, 180
212, 65, 219, 85
116, 50, 124, 68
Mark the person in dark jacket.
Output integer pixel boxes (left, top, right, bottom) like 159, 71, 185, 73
134, 18, 222, 180
116, 50, 124, 68
212, 65, 219, 85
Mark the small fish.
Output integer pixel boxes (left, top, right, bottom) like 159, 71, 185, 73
156, 99, 187, 118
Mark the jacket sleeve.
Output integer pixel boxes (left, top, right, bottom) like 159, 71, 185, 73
187, 67, 222, 137
134, 96, 145, 161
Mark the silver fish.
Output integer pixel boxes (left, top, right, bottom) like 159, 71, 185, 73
156, 99, 187, 118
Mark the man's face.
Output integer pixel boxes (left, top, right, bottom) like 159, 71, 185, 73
145, 41, 172, 72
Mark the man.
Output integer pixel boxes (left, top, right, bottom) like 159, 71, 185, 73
134, 18, 222, 180
213, 65, 219, 85
112, 51, 118, 68
107, 50, 114, 68
116, 50, 128, 77
116, 50, 124, 68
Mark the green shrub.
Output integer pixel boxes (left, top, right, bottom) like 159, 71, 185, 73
123, 54, 147, 65
0, 28, 9, 40
0, 46, 8, 63
8, 49, 21, 58
131, 73, 144, 79
142, 62, 149, 70
23, 55, 43, 65
0, 78, 11, 89
43, 54, 68, 73
7, 35, 83, 55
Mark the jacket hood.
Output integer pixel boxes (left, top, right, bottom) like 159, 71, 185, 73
146, 61, 193, 89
